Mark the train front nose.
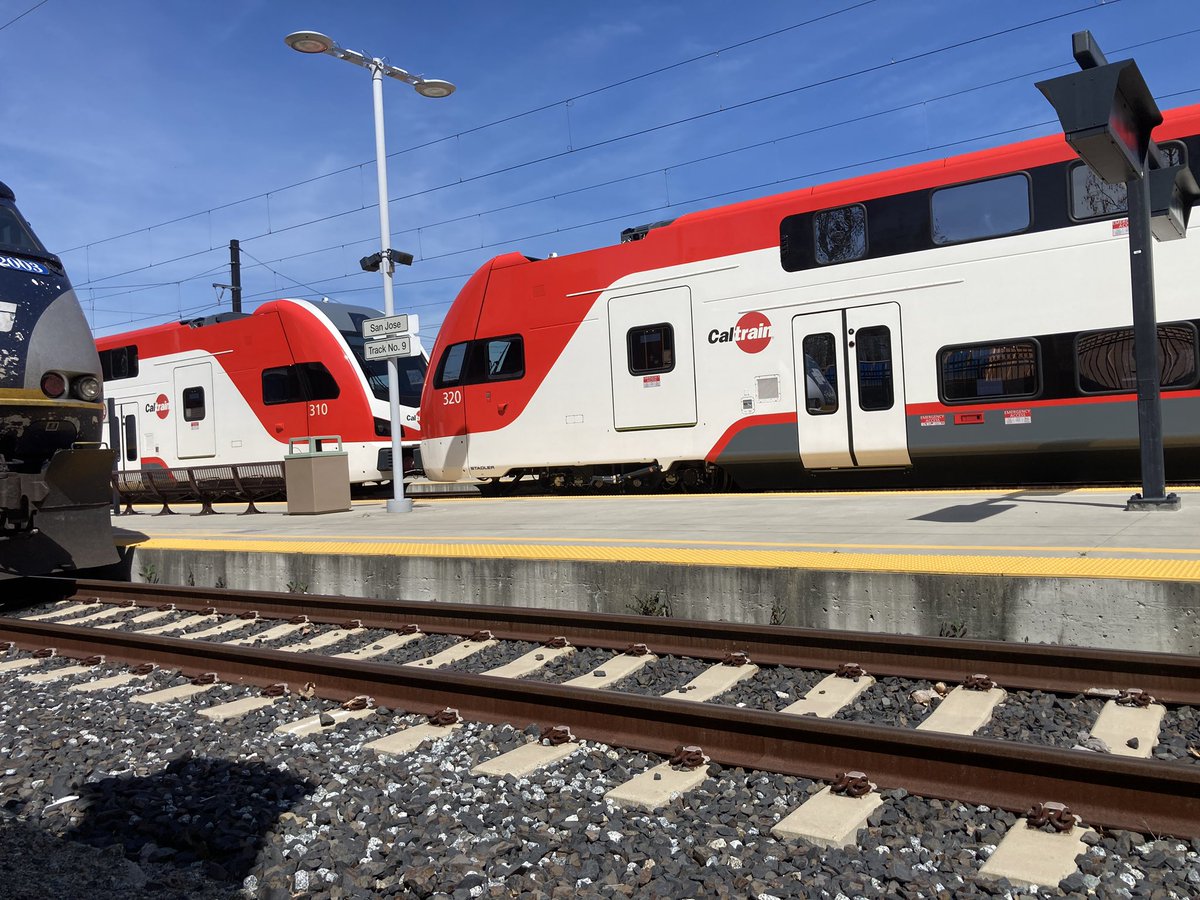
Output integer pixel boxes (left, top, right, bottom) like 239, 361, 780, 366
420, 434, 469, 482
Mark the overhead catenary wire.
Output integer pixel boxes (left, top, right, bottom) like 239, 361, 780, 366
72, 0, 1124, 295
86, 7, 1200, 337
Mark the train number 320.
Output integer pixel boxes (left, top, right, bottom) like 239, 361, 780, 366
442, 390, 462, 405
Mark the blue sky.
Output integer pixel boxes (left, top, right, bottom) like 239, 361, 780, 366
4, 0, 1200, 341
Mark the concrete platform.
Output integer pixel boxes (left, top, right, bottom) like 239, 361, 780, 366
110, 487, 1200, 652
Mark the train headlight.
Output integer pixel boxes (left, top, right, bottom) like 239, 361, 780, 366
72, 375, 102, 402
40, 372, 66, 398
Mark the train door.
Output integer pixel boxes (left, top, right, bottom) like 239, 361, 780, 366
792, 302, 909, 468
608, 286, 697, 430
108, 399, 142, 471
174, 362, 216, 459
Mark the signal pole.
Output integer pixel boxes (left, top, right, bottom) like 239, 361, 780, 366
229, 239, 242, 314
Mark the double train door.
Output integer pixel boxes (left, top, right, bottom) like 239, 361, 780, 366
791, 303, 909, 468
109, 399, 142, 472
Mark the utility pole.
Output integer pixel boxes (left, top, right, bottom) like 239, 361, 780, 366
229, 239, 242, 314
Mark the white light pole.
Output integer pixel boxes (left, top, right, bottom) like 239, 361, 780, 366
285, 30, 454, 514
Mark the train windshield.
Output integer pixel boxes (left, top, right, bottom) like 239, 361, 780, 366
0, 202, 50, 258
340, 331, 427, 407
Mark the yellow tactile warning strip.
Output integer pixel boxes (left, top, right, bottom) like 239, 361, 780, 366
119, 530, 1200, 557
132, 537, 1200, 582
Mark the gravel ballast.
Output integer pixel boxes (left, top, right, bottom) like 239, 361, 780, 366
2, 647, 1199, 898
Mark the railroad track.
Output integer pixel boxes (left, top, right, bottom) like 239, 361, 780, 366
4, 578, 1199, 845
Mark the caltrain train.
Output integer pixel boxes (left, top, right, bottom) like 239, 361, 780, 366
419, 103, 1200, 492
97, 299, 427, 484
0, 180, 115, 575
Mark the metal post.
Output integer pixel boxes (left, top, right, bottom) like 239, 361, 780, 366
1125, 177, 1179, 510
1068, 31, 1179, 511
229, 239, 242, 314
370, 59, 410, 513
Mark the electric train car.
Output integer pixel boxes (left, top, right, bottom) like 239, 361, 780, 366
0, 180, 116, 575
420, 104, 1200, 492
97, 299, 427, 484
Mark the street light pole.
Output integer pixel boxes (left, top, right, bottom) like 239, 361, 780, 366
367, 58, 411, 513
284, 30, 454, 514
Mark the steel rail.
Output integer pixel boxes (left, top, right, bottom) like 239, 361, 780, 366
1, 616, 1197, 838
20, 577, 1200, 704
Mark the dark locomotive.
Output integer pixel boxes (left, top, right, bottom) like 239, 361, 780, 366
0, 180, 115, 576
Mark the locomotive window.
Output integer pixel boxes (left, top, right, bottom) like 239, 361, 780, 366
1076, 322, 1198, 394
0, 207, 40, 253
931, 173, 1030, 245
123, 415, 137, 462
262, 366, 304, 405
939, 341, 1039, 402
813, 204, 867, 265
628, 324, 675, 375
802, 333, 838, 415
434, 342, 469, 388
483, 336, 525, 382
182, 386, 206, 422
299, 362, 340, 400
1069, 140, 1186, 221
855, 326, 894, 411
262, 363, 341, 404
99, 345, 139, 381
100, 346, 139, 381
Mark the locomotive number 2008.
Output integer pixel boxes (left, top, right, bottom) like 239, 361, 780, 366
442, 390, 462, 405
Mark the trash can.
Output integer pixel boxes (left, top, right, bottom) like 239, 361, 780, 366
284, 436, 351, 515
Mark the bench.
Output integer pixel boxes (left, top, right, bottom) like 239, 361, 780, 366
113, 461, 285, 516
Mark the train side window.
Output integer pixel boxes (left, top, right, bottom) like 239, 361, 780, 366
1069, 140, 1186, 221
483, 336, 525, 382
299, 362, 340, 400
627, 324, 675, 375
434, 342, 469, 388
939, 341, 1039, 402
262, 366, 304, 405
1069, 164, 1127, 220
1076, 322, 1198, 393
99, 345, 139, 381
123, 415, 137, 462
802, 333, 838, 415
182, 386, 206, 422
855, 326, 894, 411
813, 204, 867, 265
931, 173, 1030, 245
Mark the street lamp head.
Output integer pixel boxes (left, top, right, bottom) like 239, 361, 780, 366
285, 30, 335, 54
415, 79, 455, 99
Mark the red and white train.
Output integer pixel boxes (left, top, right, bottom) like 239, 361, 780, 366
419, 104, 1200, 491
97, 298, 427, 483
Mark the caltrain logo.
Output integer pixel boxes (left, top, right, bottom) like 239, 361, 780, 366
145, 394, 170, 419
709, 311, 772, 354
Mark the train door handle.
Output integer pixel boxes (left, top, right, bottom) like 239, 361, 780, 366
954, 412, 985, 425
497, 402, 508, 414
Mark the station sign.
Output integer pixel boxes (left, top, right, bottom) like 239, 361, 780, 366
362, 313, 418, 340
364, 335, 414, 360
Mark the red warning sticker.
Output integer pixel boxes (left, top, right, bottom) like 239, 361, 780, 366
1112, 218, 1129, 237
643, 375, 661, 388
1004, 408, 1032, 425
919, 414, 946, 427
